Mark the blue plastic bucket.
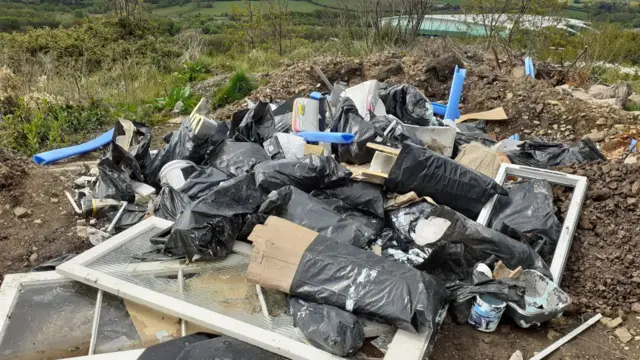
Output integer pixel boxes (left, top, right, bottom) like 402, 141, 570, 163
468, 295, 506, 332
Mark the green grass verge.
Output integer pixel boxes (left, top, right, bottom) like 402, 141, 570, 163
153, 1, 323, 17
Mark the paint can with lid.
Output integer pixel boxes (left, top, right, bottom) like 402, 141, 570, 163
468, 295, 506, 332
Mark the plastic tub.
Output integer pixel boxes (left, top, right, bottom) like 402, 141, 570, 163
159, 160, 197, 190
468, 295, 506, 333
506, 269, 572, 328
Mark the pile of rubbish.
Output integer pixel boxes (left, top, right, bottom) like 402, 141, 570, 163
35, 64, 614, 359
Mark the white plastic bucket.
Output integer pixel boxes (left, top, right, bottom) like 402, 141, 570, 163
468, 295, 506, 333
159, 160, 197, 190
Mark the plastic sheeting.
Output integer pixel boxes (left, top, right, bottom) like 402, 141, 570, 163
94, 158, 136, 202
410, 205, 552, 279
230, 101, 276, 144
490, 179, 562, 257
253, 155, 352, 193
290, 233, 447, 333
370, 113, 425, 149
207, 140, 270, 177
331, 98, 376, 164
289, 297, 364, 356
310, 180, 385, 218
179, 167, 230, 199
144, 115, 229, 187
109, 119, 152, 182
377, 228, 431, 267
378, 84, 442, 126
154, 186, 192, 221
165, 173, 265, 260
106, 203, 148, 233
507, 139, 606, 168
259, 186, 371, 248
447, 277, 525, 324
386, 142, 507, 219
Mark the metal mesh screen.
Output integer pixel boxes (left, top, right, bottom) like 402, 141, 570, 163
85, 226, 304, 342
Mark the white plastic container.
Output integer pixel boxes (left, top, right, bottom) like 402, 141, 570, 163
468, 295, 506, 333
159, 160, 197, 190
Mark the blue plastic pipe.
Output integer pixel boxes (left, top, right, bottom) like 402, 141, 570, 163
432, 102, 447, 116
33, 128, 114, 165
295, 132, 355, 144
525, 57, 536, 79
444, 66, 466, 120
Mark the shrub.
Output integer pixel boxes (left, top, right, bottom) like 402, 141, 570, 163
178, 60, 209, 82
212, 70, 255, 108
154, 86, 197, 114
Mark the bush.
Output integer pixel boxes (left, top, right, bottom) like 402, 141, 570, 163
154, 86, 197, 114
212, 70, 255, 108
178, 60, 209, 82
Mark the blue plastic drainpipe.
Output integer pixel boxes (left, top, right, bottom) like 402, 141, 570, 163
525, 57, 536, 79
444, 66, 466, 120
33, 128, 114, 165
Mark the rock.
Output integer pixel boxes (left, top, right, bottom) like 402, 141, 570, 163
171, 100, 184, 115
631, 302, 640, 313
605, 317, 624, 329
596, 119, 607, 125
618, 309, 627, 320
509, 350, 523, 360
627, 198, 638, 205
547, 329, 561, 340
29, 253, 38, 264
33, 219, 42, 225
13, 207, 29, 218
583, 131, 605, 142
627, 93, 640, 106
589, 84, 615, 99
615, 327, 633, 343
50, 197, 59, 203
578, 215, 594, 230
614, 124, 626, 130
167, 116, 184, 124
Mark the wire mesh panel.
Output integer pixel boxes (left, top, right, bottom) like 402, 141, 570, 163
84, 225, 303, 343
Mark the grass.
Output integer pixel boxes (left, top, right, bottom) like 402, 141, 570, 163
212, 70, 255, 108
153, 1, 323, 18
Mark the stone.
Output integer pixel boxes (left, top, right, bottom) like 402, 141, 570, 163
171, 100, 184, 115
614, 124, 626, 130
13, 207, 29, 218
578, 215, 594, 230
631, 302, 640, 313
33, 219, 42, 225
606, 317, 624, 329
627, 93, 640, 106
533, 120, 541, 125
596, 119, 607, 125
29, 253, 38, 264
583, 131, 605, 142
615, 327, 633, 343
589, 84, 615, 99
509, 350, 523, 360
627, 198, 638, 205
50, 197, 59, 203
547, 329, 561, 340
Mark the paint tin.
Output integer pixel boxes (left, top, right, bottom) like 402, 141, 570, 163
468, 295, 506, 332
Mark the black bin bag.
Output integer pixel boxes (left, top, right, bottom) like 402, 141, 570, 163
290, 297, 364, 357
154, 186, 192, 221
230, 101, 276, 144
386, 142, 507, 219
259, 186, 371, 248
331, 98, 376, 164
490, 179, 562, 257
370, 113, 424, 149
95, 158, 135, 202
144, 115, 229, 187
311, 180, 385, 218
409, 204, 552, 279
507, 138, 606, 168
179, 167, 229, 199
164, 173, 265, 261
290, 233, 447, 333
447, 277, 525, 324
207, 140, 270, 177
109, 119, 152, 182
378, 84, 443, 127
253, 155, 352, 193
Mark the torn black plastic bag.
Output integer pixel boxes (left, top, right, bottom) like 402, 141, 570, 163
154, 186, 192, 221
289, 297, 364, 356
207, 140, 270, 177
331, 98, 377, 164
490, 179, 562, 257
259, 186, 371, 248
376, 228, 431, 267
290, 233, 447, 333
230, 101, 276, 144
310, 180, 385, 218
388, 200, 438, 244
453, 121, 496, 158
144, 115, 229, 187
311, 192, 384, 242
109, 119, 152, 182
370, 114, 424, 149
386, 142, 507, 219
94, 158, 136, 202
378, 84, 443, 127
106, 203, 148, 233
447, 278, 525, 324
507, 138, 606, 168
253, 155, 352, 193
409, 205, 552, 279
179, 167, 229, 199
165, 173, 265, 260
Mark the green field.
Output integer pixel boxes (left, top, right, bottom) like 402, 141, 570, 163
153, 0, 323, 17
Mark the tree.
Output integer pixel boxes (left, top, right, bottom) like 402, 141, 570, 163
265, 0, 290, 55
